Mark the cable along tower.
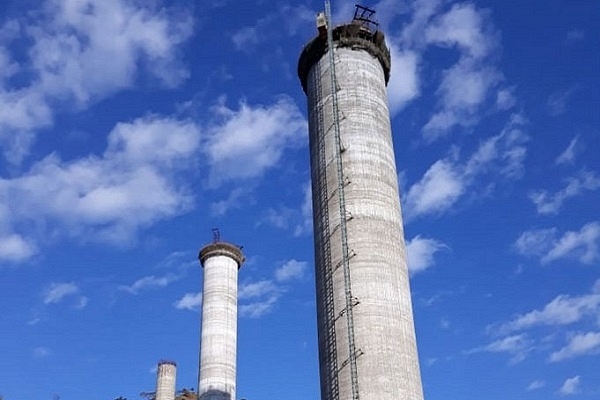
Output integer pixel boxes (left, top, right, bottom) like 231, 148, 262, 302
298, 3, 425, 400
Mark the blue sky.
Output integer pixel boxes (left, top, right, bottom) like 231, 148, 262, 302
0, 0, 599, 399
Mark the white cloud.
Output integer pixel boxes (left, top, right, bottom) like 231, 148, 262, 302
120, 273, 181, 295
425, 357, 438, 367
547, 87, 577, 116
0, 234, 37, 262
238, 280, 280, 300
33, 346, 51, 358
422, 3, 502, 138
174, 292, 202, 311
210, 187, 249, 217
0, 91, 51, 163
566, 30, 584, 42
275, 259, 307, 282
397, 0, 442, 48
549, 331, 600, 362
593, 279, 600, 294
439, 318, 450, 330
43, 282, 80, 304
403, 160, 465, 218
231, 26, 260, 50
495, 114, 529, 178
259, 183, 313, 236
294, 182, 313, 237
237, 278, 285, 318
204, 97, 306, 186
0, 0, 193, 162
559, 376, 580, 396
542, 222, 600, 264
406, 235, 446, 274
106, 117, 200, 166
529, 171, 600, 215
515, 222, 600, 265
74, 296, 88, 310
155, 251, 195, 271
230, 5, 313, 51
387, 46, 420, 115
261, 207, 294, 230
0, 47, 18, 84
496, 87, 516, 110
236, 274, 282, 318
556, 137, 580, 165
404, 113, 527, 219
467, 334, 533, 364
239, 295, 279, 319
423, 60, 501, 140
496, 292, 600, 335
0, 115, 199, 255
280, 5, 316, 36
424, 3, 495, 59
43, 282, 87, 309
462, 113, 528, 179
515, 228, 558, 257
527, 380, 546, 391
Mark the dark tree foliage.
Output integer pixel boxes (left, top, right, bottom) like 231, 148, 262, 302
140, 391, 156, 400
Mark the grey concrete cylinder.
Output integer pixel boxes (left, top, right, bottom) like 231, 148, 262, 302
298, 24, 424, 400
156, 361, 176, 400
198, 242, 244, 400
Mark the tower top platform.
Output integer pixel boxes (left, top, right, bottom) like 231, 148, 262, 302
297, 22, 391, 94
158, 360, 177, 366
199, 241, 245, 268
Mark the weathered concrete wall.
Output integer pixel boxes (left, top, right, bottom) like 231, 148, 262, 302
156, 361, 176, 400
198, 243, 244, 400
302, 32, 424, 400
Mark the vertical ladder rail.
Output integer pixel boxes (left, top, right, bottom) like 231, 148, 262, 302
313, 48, 340, 400
324, 2, 360, 400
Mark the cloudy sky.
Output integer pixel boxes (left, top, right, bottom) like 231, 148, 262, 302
0, 0, 598, 399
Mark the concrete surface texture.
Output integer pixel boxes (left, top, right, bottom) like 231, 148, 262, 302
300, 26, 425, 400
197, 242, 244, 400
156, 361, 177, 400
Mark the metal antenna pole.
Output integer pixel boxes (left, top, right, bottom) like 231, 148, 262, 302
324, 2, 360, 399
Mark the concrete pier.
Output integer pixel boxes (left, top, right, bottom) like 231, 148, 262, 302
156, 361, 176, 400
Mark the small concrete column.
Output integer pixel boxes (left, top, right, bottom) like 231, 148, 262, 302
198, 242, 244, 400
156, 361, 176, 400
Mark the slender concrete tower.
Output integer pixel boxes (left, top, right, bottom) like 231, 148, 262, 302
297, 5, 424, 400
155, 360, 177, 400
198, 238, 244, 400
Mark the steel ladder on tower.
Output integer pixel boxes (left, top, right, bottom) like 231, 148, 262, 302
324, 1, 360, 399
312, 33, 340, 400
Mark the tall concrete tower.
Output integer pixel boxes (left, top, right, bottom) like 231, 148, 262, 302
297, 5, 424, 400
198, 237, 245, 400
155, 360, 177, 400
